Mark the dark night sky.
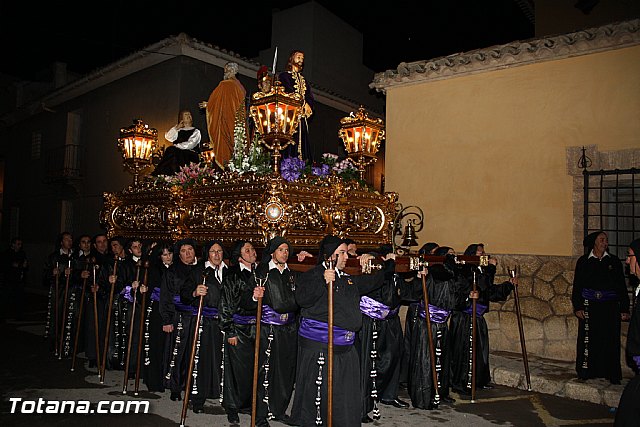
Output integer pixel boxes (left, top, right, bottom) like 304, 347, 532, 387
1, 1, 533, 81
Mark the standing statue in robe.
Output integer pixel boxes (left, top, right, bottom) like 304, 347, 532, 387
278, 50, 314, 163
199, 62, 247, 170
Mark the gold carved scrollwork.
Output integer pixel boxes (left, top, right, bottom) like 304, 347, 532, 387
102, 172, 401, 250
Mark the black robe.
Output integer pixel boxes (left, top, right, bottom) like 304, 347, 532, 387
142, 260, 170, 392
160, 260, 198, 394
152, 128, 200, 176
449, 263, 513, 393
83, 256, 107, 365
407, 262, 461, 408
119, 257, 145, 377
219, 264, 258, 415
96, 256, 134, 372
253, 262, 300, 422
358, 259, 405, 418
290, 263, 384, 427
180, 262, 225, 407
43, 250, 75, 355
571, 253, 629, 382
69, 252, 92, 363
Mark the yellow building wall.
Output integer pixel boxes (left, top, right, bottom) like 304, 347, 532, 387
385, 46, 640, 256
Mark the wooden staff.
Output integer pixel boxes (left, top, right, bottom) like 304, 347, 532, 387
326, 256, 335, 427
420, 269, 440, 406
92, 264, 101, 378
100, 255, 119, 384
122, 261, 142, 394
509, 267, 531, 391
54, 261, 60, 357
134, 261, 150, 396
470, 270, 477, 403
71, 257, 92, 371
180, 270, 210, 427
59, 257, 72, 359
251, 267, 268, 427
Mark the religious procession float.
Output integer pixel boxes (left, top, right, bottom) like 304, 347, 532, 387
100, 80, 408, 252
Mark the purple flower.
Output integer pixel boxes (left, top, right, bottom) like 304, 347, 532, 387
312, 163, 330, 177
280, 156, 306, 182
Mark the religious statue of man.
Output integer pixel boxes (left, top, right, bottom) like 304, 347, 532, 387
199, 62, 247, 170
278, 50, 314, 162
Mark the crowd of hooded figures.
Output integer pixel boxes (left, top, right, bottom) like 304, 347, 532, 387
42, 230, 640, 426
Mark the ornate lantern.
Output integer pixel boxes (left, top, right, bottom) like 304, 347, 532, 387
338, 106, 385, 180
200, 142, 216, 165
249, 81, 303, 173
118, 119, 158, 185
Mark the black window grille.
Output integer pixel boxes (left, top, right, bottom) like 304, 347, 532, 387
582, 165, 639, 307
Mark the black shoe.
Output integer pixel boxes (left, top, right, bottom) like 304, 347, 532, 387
481, 384, 494, 390
255, 419, 270, 427
227, 411, 240, 423
362, 415, 374, 423
441, 395, 456, 404
610, 379, 621, 385
170, 391, 182, 401
380, 398, 409, 408
192, 403, 204, 414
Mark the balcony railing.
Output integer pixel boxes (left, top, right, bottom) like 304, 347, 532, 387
44, 144, 85, 183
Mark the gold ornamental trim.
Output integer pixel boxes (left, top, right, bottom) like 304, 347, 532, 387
101, 172, 399, 250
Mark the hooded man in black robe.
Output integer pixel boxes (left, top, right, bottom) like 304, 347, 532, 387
572, 231, 630, 384
407, 246, 461, 409
180, 239, 228, 413
219, 240, 259, 424
358, 244, 408, 423
290, 235, 384, 427
160, 238, 199, 401
449, 243, 515, 394
252, 236, 309, 426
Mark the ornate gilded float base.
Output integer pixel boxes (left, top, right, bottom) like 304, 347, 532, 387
101, 172, 399, 250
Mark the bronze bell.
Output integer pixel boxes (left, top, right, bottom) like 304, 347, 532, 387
401, 220, 419, 247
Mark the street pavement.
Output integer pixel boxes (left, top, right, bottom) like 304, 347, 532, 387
0, 289, 618, 427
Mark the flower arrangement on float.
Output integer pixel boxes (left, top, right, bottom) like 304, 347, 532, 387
157, 161, 219, 189
280, 153, 361, 183
227, 134, 272, 176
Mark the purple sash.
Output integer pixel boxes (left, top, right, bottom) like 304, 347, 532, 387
233, 313, 257, 325
120, 285, 134, 303
151, 287, 161, 302
581, 288, 618, 302
201, 306, 219, 318
634, 355, 640, 370
298, 317, 356, 346
261, 305, 295, 325
172, 295, 218, 318
418, 303, 451, 324
464, 303, 488, 317
360, 296, 398, 320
